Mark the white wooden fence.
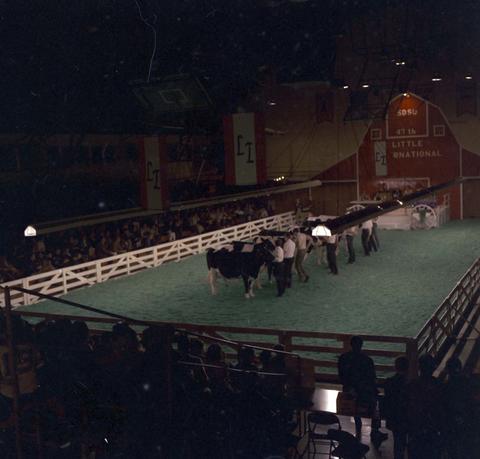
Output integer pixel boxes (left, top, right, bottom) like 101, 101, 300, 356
1, 212, 296, 308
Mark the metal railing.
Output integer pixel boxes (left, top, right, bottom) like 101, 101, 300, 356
1, 211, 295, 308
415, 257, 480, 361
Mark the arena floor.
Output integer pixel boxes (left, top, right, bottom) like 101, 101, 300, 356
22, 219, 480, 338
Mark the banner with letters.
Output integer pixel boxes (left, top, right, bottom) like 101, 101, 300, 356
223, 113, 266, 186
139, 136, 168, 210
374, 141, 387, 176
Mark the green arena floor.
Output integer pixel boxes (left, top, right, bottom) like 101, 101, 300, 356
21, 219, 480, 338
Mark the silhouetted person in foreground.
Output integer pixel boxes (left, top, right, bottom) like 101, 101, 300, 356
338, 336, 388, 446
384, 356, 409, 459
443, 357, 475, 459
407, 354, 445, 459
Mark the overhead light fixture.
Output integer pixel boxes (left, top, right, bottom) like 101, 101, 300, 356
432, 77, 442, 82
397, 200, 403, 206
465, 75, 473, 80
312, 225, 332, 237
395, 61, 406, 66
24, 225, 37, 237
402, 92, 409, 97
342, 85, 349, 89
268, 101, 277, 106
361, 84, 370, 89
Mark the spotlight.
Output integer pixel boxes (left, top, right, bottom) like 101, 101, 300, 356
342, 85, 349, 89
402, 92, 409, 97
397, 200, 403, 205
465, 75, 473, 80
24, 226, 37, 237
361, 84, 370, 89
431, 77, 442, 82
268, 101, 277, 106
312, 225, 332, 237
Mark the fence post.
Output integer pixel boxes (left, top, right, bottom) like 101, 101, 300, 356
406, 338, 419, 381
22, 278, 29, 306
96, 261, 102, 283
62, 269, 67, 295
3, 287, 23, 459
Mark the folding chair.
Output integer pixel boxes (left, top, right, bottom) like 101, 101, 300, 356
305, 410, 341, 458
328, 429, 369, 459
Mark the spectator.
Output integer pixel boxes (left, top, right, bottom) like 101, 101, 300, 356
443, 357, 475, 459
338, 336, 388, 445
383, 356, 409, 459
407, 354, 445, 459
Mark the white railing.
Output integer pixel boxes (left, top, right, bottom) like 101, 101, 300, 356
1, 212, 295, 308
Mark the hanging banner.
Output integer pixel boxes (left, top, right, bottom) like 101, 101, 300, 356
224, 113, 266, 186
374, 141, 387, 176
139, 136, 168, 210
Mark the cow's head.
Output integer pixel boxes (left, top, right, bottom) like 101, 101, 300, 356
254, 239, 275, 265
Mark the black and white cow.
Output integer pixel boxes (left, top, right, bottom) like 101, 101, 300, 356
207, 239, 274, 298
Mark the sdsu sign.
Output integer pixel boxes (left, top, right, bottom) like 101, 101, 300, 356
358, 93, 462, 218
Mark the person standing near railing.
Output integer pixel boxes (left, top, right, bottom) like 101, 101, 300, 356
337, 336, 388, 446
324, 233, 338, 275
283, 233, 295, 288
344, 225, 357, 264
360, 220, 373, 256
293, 229, 311, 283
273, 239, 286, 297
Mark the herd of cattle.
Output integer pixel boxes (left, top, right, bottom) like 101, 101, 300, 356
206, 180, 458, 298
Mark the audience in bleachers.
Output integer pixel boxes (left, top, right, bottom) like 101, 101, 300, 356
0, 198, 272, 283
0, 316, 479, 457
0, 315, 298, 458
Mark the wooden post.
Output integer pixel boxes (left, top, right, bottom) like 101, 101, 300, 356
4, 287, 23, 459
278, 331, 292, 352
405, 338, 419, 381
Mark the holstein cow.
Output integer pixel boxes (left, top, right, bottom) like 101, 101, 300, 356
207, 239, 274, 298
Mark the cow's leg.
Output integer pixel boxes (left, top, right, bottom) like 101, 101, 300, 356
208, 269, 218, 295
255, 266, 263, 289
248, 277, 255, 298
242, 275, 251, 299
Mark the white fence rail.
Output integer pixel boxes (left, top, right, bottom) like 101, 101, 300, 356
1, 212, 295, 309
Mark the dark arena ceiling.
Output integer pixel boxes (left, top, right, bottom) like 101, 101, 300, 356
0, 0, 478, 133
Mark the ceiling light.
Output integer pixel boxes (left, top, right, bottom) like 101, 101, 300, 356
465, 75, 473, 80
268, 101, 276, 106
361, 84, 370, 89
342, 85, 349, 89
432, 77, 442, 82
